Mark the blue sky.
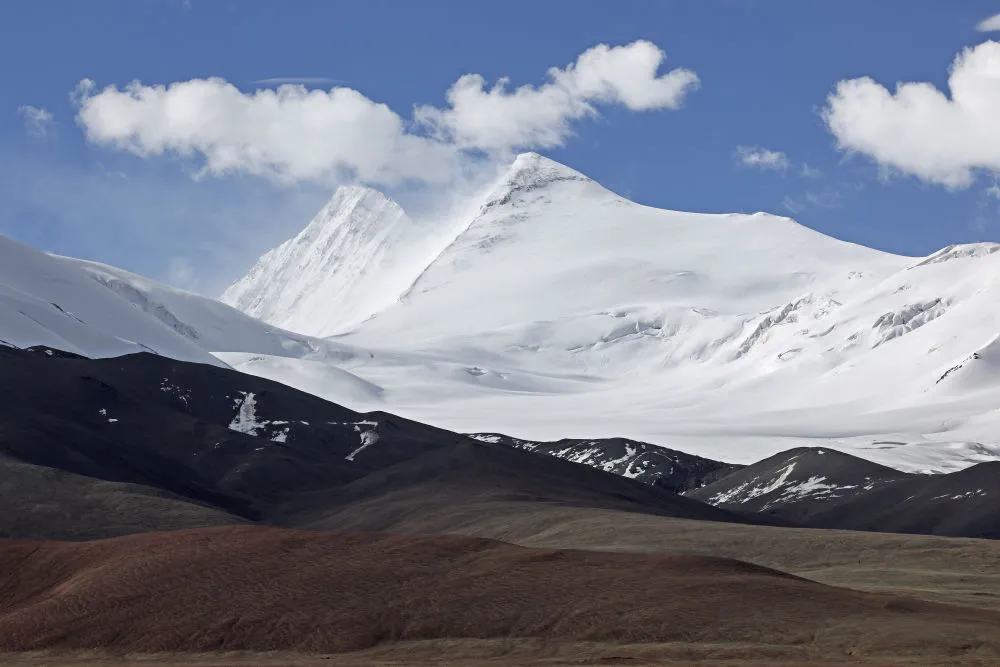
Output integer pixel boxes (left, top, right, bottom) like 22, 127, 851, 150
2, 1, 1000, 294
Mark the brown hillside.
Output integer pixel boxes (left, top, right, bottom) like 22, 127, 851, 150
0, 526, 998, 660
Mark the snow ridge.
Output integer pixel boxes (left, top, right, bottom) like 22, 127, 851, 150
221, 186, 437, 337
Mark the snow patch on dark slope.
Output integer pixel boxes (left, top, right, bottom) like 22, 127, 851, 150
0, 345, 761, 538
687, 446, 1000, 538
4, 344, 999, 539
469, 433, 740, 492
686, 447, 912, 522
805, 461, 1000, 538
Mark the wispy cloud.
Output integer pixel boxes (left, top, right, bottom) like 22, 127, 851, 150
976, 13, 1000, 32
251, 77, 349, 86
987, 183, 1000, 200
17, 105, 54, 137
167, 257, 198, 291
735, 146, 789, 170
801, 163, 822, 179
780, 196, 804, 215
781, 190, 842, 215
736, 146, 822, 180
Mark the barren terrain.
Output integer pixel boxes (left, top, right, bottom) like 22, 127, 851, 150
1, 526, 999, 666
324, 498, 1000, 611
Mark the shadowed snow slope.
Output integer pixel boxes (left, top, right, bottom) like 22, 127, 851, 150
0, 233, 229, 365
0, 231, 375, 400
221, 186, 452, 336
8, 153, 1000, 473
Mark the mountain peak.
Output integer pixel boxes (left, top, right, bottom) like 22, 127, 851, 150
220, 183, 419, 336
504, 152, 590, 188
310, 185, 400, 229
482, 153, 592, 209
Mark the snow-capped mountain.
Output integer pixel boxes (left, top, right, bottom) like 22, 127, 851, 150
219, 152, 1000, 472
332, 153, 907, 345
221, 186, 453, 337
6, 152, 1000, 474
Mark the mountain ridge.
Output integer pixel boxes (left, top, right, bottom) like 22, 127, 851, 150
3, 343, 998, 541
3, 153, 1000, 473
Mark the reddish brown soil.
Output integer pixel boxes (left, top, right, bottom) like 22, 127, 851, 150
0, 526, 997, 660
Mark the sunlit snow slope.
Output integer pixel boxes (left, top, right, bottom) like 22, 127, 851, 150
351, 153, 905, 345
217, 153, 1000, 472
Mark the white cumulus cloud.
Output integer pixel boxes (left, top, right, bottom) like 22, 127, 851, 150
823, 41, 1000, 190
736, 146, 789, 170
976, 13, 1000, 32
73, 41, 697, 187
17, 105, 54, 137
74, 78, 458, 186
415, 40, 699, 151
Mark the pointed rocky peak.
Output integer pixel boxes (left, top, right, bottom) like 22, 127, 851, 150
481, 152, 594, 210
305, 185, 406, 236
502, 152, 591, 189
219, 183, 424, 336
